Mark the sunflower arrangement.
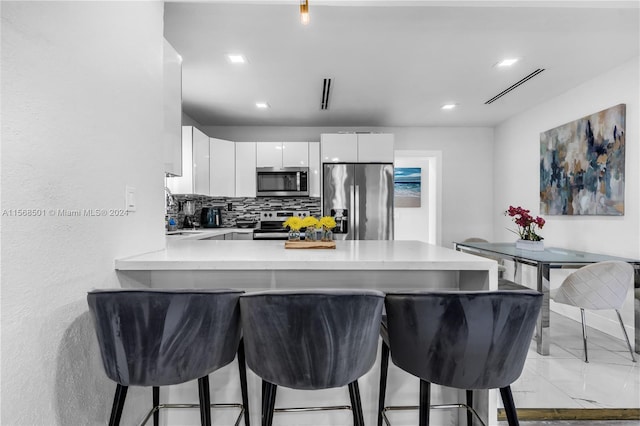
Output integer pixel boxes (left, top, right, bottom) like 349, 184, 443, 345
318, 216, 337, 230
282, 216, 303, 231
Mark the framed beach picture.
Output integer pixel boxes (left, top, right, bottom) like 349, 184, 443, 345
540, 104, 625, 215
394, 167, 421, 208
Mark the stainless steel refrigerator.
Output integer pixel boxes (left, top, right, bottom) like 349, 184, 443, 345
323, 163, 394, 240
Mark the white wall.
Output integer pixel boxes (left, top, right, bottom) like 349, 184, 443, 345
1, 2, 165, 424
206, 126, 495, 248
493, 57, 640, 338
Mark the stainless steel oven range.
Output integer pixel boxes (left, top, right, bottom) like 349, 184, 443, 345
252, 210, 310, 240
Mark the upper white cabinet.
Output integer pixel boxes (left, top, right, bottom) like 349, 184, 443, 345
308, 142, 321, 197
235, 142, 256, 197
167, 126, 209, 194
283, 142, 309, 167
357, 133, 394, 163
163, 39, 182, 176
256, 142, 309, 168
210, 138, 235, 196
321, 133, 394, 163
256, 142, 282, 167
320, 134, 358, 163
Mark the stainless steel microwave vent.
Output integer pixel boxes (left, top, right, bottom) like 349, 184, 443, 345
321, 78, 332, 110
484, 68, 545, 104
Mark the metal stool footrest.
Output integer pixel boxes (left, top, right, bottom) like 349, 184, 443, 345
274, 405, 352, 413
139, 402, 245, 426
381, 403, 486, 426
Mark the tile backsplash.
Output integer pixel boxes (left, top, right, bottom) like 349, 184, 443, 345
167, 195, 321, 229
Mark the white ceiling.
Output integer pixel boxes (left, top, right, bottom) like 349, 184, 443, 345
164, 1, 639, 127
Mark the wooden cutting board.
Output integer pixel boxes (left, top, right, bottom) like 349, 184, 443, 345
284, 240, 336, 249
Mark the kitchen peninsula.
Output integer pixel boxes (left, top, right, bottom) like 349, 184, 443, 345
116, 239, 497, 292
115, 239, 499, 426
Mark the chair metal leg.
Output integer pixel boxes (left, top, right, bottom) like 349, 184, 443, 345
198, 376, 212, 426
615, 309, 637, 362
348, 380, 364, 426
580, 308, 589, 363
419, 380, 430, 426
262, 381, 277, 426
378, 342, 390, 426
109, 384, 128, 426
500, 386, 519, 426
152, 386, 159, 426
466, 390, 473, 426
237, 339, 251, 425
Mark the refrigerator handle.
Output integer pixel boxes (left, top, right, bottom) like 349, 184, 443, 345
350, 185, 355, 240
354, 185, 360, 240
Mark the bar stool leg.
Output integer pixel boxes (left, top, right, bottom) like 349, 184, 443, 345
419, 380, 430, 426
466, 390, 473, 426
198, 376, 212, 426
348, 380, 364, 426
152, 386, 159, 426
500, 386, 519, 426
378, 342, 390, 426
109, 384, 128, 426
262, 381, 277, 426
237, 339, 251, 425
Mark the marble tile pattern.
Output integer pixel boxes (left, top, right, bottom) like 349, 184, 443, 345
168, 195, 321, 228
239, 290, 384, 390
507, 312, 640, 410
87, 289, 243, 387
384, 291, 543, 390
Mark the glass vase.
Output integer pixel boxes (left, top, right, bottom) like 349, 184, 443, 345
305, 228, 315, 241
321, 229, 333, 242
288, 230, 301, 241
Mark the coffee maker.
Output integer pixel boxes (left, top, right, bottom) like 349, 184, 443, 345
182, 200, 197, 229
201, 207, 222, 228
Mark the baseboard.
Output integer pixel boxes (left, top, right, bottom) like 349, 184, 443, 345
498, 408, 640, 421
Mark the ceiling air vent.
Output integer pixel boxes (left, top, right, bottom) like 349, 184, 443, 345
321, 78, 332, 110
484, 69, 545, 104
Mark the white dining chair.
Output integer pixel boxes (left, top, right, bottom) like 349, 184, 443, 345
551, 261, 636, 363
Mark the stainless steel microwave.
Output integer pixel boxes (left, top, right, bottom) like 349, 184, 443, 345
256, 167, 309, 197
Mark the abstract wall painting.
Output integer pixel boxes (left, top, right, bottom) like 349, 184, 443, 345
394, 167, 421, 208
540, 104, 625, 216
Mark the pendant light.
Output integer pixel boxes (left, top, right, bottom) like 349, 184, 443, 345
300, 0, 310, 25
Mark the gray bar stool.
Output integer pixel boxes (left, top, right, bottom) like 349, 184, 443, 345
378, 290, 542, 426
87, 289, 250, 426
240, 289, 384, 426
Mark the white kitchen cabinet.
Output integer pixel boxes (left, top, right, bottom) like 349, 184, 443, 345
282, 142, 308, 167
210, 138, 235, 196
256, 142, 282, 168
321, 133, 394, 163
308, 142, 320, 197
235, 142, 256, 197
166, 126, 209, 194
256, 142, 308, 168
321, 134, 358, 163
192, 128, 210, 195
357, 133, 394, 163
163, 39, 182, 176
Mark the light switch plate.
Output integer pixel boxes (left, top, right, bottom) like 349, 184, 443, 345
125, 186, 136, 212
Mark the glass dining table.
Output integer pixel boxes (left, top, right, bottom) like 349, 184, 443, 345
453, 241, 640, 356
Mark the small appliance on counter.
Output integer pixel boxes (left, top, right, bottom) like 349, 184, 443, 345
182, 200, 198, 229
201, 207, 223, 228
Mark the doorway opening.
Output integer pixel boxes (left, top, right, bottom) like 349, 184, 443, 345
393, 150, 442, 246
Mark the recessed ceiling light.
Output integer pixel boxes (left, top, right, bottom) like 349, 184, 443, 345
256, 102, 270, 109
227, 54, 246, 64
495, 58, 519, 67
441, 104, 457, 110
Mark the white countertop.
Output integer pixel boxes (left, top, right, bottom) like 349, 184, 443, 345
115, 239, 497, 272
165, 227, 254, 241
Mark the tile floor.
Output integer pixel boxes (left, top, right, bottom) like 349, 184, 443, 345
505, 312, 639, 411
